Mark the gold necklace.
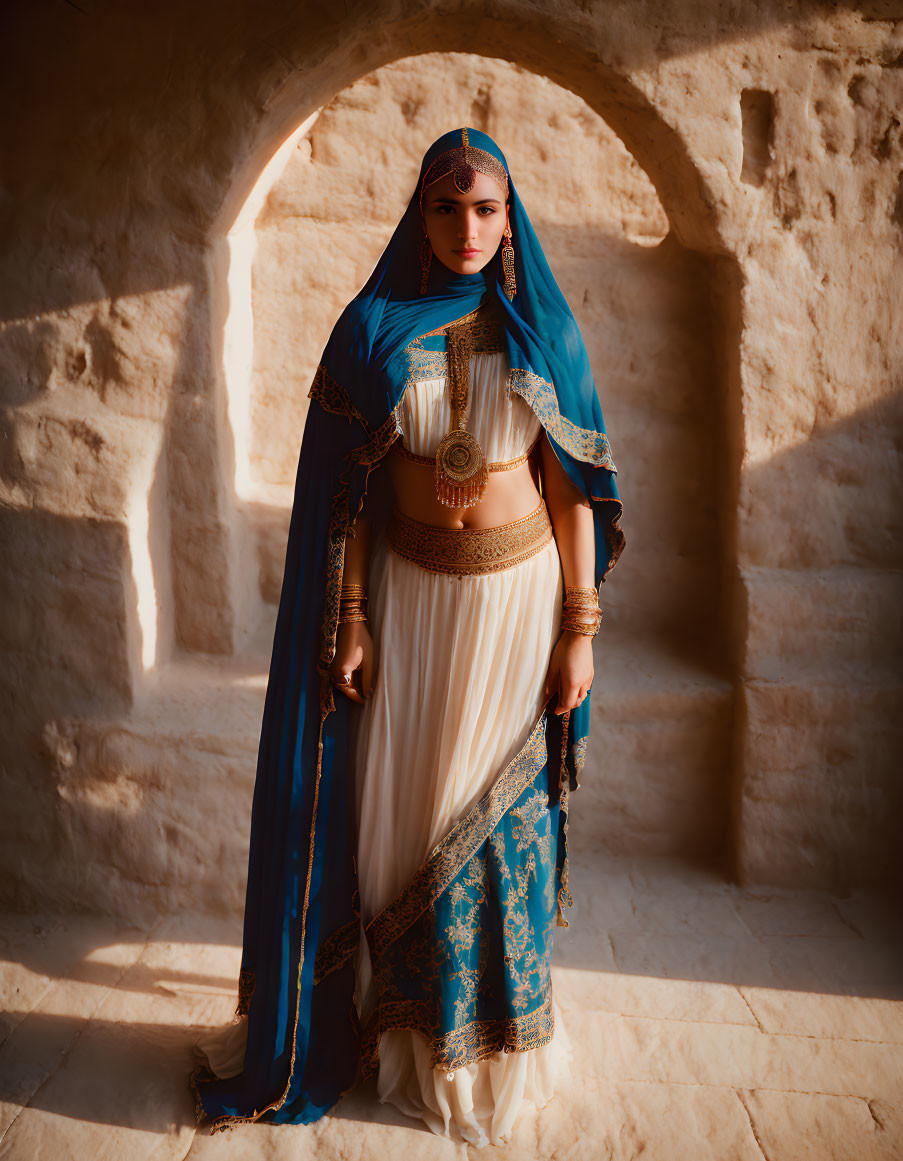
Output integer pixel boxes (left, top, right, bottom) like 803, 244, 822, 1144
433, 307, 489, 508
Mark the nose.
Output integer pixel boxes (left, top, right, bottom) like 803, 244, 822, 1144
457, 210, 480, 241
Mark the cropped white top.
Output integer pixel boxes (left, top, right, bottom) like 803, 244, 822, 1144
396, 351, 542, 463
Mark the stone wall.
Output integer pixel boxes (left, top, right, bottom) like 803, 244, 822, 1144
249, 55, 717, 646
0, 0, 900, 919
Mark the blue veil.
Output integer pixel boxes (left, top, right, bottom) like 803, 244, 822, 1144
191, 127, 624, 1130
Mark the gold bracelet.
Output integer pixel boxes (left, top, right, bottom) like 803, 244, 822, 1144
560, 616, 601, 636
564, 586, 598, 601
338, 583, 368, 625
561, 585, 602, 637
338, 606, 368, 624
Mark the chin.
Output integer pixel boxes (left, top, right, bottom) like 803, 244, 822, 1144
442, 254, 489, 276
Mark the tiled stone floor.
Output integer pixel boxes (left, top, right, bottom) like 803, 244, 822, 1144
1, 851, 901, 1160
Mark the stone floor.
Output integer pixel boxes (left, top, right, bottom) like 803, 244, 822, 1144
0, 851, 901, 1161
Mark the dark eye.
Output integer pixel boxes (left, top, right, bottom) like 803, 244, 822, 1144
478, 206, 496, 215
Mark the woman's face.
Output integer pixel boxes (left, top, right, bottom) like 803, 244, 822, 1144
421, 169, 508, 278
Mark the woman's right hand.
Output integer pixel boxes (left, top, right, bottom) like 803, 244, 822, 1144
330, 621, 374, 704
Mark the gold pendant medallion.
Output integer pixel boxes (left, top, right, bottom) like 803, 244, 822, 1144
434, 428, 489, 508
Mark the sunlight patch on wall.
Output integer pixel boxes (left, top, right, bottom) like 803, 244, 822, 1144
222, 110, 321, 502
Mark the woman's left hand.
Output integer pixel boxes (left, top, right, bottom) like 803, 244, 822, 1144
543, 631, 594, 715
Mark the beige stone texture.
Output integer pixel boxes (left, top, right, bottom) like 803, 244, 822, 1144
5, 9, 901, 1148
0, 0, 900, 974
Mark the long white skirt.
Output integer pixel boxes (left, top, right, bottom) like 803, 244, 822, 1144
352, 525, 572, 1148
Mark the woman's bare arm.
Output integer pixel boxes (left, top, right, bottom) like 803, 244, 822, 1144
342, 508, 371, 588
330, 504, 375, 703
539, 431, 597, 714
539, 431, 595, 589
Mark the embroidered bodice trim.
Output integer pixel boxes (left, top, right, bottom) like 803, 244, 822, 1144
309, 303, 618, 475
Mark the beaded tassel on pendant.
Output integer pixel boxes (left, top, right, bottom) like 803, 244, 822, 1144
434, 315, 489, 508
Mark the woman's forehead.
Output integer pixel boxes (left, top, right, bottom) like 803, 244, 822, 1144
422, 170, 507, 203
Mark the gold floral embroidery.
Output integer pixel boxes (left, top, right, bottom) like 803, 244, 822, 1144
437, 302, 507, 353
556, 712, 573, 927
366, 710, 549, 963
503, 793, 555, 1014
511, 790, 553, 862
361, 714, 560, 1077
435, 987, 555, 1069
312, 917, 360, 988
572, 735, 588, 789
402, 300, 507, 386
360, 988, 555, 1076
515, 849, 539, 900
402, 343, 448, 384
507, 367, 617, 471
446, 855, 491, 1027
308, 364, 369, 429
235, 969, 256, 1017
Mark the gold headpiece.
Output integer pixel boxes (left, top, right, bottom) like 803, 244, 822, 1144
419, 127, 509, 207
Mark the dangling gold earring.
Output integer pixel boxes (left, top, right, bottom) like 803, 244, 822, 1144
501, 224, 516, 300
420, 229, 432, 295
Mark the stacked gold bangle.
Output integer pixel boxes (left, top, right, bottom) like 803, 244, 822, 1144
338, 583, 368, 625
561, 585, 603, 637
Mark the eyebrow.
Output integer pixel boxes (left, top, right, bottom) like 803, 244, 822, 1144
428, 196, 502, 206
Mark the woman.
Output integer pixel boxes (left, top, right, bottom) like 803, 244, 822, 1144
191, 127, 624, 1147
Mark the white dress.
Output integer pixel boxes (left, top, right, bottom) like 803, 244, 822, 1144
352, 347, 572, 1147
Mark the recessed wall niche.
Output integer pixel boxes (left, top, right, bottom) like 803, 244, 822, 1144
239, 53, 722, 658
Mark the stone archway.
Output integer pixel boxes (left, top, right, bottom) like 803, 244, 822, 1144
204, 49, 742, 873
19, 2, 899, 915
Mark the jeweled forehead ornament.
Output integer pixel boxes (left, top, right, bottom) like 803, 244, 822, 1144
418, 127, 510, 212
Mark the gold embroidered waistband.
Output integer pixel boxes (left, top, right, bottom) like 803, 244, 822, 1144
386, 500, 553, 576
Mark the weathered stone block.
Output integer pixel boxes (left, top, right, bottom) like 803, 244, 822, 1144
737, 680, 903, 890
742, 566, 903, 683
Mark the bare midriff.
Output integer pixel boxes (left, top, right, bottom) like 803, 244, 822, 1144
388, 447, 543, 530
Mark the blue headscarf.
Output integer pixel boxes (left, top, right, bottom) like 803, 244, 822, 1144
191, 127, 625, 1133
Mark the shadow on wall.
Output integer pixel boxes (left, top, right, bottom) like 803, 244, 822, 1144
733, 388, 903, 894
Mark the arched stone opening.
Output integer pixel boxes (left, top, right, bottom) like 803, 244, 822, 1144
4, 0, 899, 924
6, 11, 765, 922
201, 51, 742, 872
